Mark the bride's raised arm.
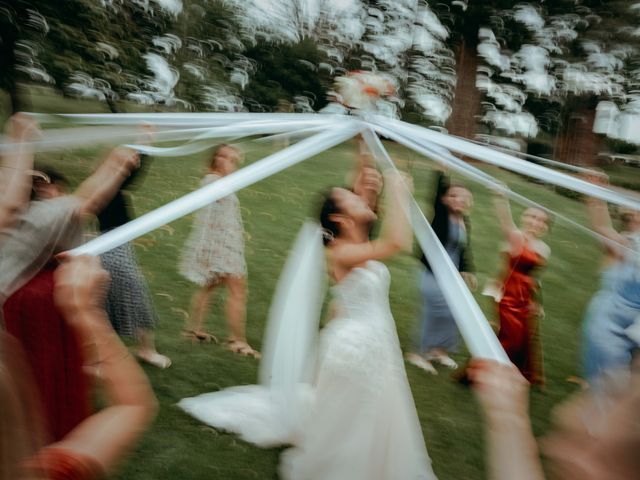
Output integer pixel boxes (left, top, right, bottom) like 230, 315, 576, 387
331, 170, 412, 268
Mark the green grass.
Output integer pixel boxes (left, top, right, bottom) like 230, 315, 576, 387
34, 130, 624, 480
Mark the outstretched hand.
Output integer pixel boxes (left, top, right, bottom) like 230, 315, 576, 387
110, 147, 141, 177
6, 113, 41, 141
358, 167, 383, 195
54, 255, 110, 320
490, 181, 509, 198
582, 168, 609, 186
468, 358, 530, 423
137, 123, 157, 146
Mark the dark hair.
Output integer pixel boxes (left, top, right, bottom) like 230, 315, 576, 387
30, 166, 69, 200
318, 188, 341, 246
443, 182, 470, 196
37, 166, 69, 186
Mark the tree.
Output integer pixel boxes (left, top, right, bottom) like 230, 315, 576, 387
1, 0, 176, 113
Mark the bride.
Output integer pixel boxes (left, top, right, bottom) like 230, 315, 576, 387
179, 169, 437, 480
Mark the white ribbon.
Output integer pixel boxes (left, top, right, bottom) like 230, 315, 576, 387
125, 118, 334, 157
459, 135, 601, 176
29, 112, 337, 127
1, 118, 334, 155
372, 123, 639, 259
20, 110, 640, 210
8, 111, 637, 362
370, 115, 640, 210
68, 120, 364, 256
361, 129, 509, 363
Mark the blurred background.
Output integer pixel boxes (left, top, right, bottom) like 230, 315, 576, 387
2, 2, 640, 479
1, 0, 640, 176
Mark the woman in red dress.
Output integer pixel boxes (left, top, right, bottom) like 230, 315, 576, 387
1, 118, 142, 441
493, 190, 551, 384
1, 256, 157, 480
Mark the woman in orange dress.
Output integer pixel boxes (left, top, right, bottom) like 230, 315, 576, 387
493, 190, 550, 384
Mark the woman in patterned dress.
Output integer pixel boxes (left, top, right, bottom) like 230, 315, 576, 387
179, 144, 258, 357
98, 152, 171, 369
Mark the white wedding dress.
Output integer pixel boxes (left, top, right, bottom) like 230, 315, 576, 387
179, 259, 436, 480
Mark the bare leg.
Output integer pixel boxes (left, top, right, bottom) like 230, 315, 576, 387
223, 275, 259, 358
223, 275, 247, 342
426, 347, 458, 369
185, 282, 217, 341
427, 347, 448, 358
405, 353, 437, 375
136, 328, 171, 368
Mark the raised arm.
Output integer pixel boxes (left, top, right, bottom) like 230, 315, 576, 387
332, 170, 412, 268
469, 359, 545, 480
0, 114, 39, 230
73, 147, 140, 216
352, 135, 382, 210
492, 189, 524, 255
586, 198, 628, 259
120, 125, 156, 191
53, 256, 157, 475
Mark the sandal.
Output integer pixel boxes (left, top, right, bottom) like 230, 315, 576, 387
226, 340, 261, 359
566, 376, 589, 390
136, 351, 172, 369
427, 354, 458, 370
182, 329, 218, 344
405, 353, 437, 375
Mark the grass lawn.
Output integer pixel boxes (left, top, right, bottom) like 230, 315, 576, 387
34, 121, 630, 480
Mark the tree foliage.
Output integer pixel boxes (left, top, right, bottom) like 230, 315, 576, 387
1, 0, 639, 154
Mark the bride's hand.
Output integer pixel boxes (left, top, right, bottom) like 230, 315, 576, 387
384, 169, 413, 193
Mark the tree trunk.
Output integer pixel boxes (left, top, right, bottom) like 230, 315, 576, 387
553, 96, 600, 166
446, 27, 480, 140
106, 96, 121, 113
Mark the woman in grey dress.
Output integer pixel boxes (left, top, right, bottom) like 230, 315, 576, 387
407, 170, 476, 374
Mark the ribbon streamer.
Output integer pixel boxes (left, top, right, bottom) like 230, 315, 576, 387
370, 115, 640, 210
372, 123, 639, 259
460, 135, 601, 176
361, 128, 509, 362
125, 118, 334, 157
68, 120, 364, 256
1, 118, 334, 155
3, 111, 635, 365
29, 112, 336, 127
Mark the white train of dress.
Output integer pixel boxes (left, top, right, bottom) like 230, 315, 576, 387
179, 260, 436, 480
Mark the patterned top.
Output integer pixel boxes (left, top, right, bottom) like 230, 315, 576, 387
179, 173, 246, 286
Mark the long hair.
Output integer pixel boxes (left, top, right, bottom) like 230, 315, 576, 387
30, 166, 69, 201
318, 189, 340, 246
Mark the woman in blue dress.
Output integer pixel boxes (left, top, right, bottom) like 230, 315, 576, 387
583, 184, 640, 387
407, 169, 476, 374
